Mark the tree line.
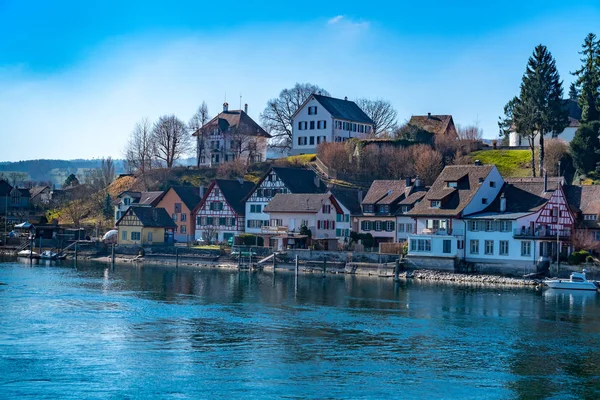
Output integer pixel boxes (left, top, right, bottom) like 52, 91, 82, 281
500, 33, 600, 178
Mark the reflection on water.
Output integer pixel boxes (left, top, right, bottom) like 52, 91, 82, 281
0, 261, 599, 399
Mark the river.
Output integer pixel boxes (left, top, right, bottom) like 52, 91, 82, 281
1, 259, 599, 399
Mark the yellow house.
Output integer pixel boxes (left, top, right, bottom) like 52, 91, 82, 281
116, 205, 177, 246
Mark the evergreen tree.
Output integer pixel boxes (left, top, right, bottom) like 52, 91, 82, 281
570, 121, 600, 174
502, 45, 568, 177
569, 82, 580, 101
572, 33, 600, 123
64, 173, 79, 187
103, 193, 113, 219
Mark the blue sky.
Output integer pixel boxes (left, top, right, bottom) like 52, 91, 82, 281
1, 0, 599, 161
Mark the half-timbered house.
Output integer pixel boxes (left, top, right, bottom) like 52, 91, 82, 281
116, 205, 176, 246
193, 179, 255, 244
244, 167, 326, 237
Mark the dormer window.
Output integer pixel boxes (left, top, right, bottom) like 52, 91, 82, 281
584, 214, 598, 221
490, 181, 496, 188
447, 182, 457, 188
363, 204, 374, 213
401, 205, 410, 213
430, 200, 441, 208
482, 198, 488, 204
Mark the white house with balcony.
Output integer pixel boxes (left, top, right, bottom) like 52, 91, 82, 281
290, 94, 375, 155
263, 193, 344, 250
406, 163, 504, 260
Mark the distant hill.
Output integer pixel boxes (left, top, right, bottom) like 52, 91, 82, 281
0, 159, 127, 187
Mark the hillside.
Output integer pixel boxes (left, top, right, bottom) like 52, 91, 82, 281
468, 150, 533, 177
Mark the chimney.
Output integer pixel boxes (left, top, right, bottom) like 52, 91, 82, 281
427, 112, 431, 119
244, 103, 248, 114
344, 96, 348, 101
314, 176, 321, 188
405, 176, 412, 187
544, 170, 548, 193
199, 185, 205, 198
237, 177, 244, 185
500, 193, 506, 213
223, 102, 229, 112
414, 176, 422, 188
474, 159, 482, 166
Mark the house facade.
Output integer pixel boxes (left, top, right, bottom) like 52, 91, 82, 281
155, 186, 202, 243
565, 185, 600, 246
193, 179, 255, 243
406, 164, 504, 260
114, 191, 165, 224
116, 205, 176, 246
290, 94, 375, 155
244, 167, 326, 236
192, 103, 271, 167
0, 180, 31, 223
263, 193, 344, 250
29, 186, 52, 207
328, 187, 363, 243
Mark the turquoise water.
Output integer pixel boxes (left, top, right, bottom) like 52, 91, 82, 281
1, 260, 600, 399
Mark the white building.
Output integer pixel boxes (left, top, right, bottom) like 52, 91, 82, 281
192, 179, 255, 243
406, 164, 504, 260
509, 99, 581, 146
244, 167, 326, 236
290, 94, 375, 155
192, 103, 271, 166
114, 191, 165, 224
263, 193, 344, 250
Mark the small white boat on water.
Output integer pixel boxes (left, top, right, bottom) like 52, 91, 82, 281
40, 250, 66, 260
544, 270, 600, 291
17, 250, 40, 259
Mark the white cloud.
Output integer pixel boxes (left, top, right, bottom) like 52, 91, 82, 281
328, 15, 344, 25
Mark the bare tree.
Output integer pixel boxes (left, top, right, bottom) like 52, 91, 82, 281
101, 157, 115, 188
355, 98, 398, 136
573, 229, 600, 253
152, 115, 191, 168
189, 102, 211, 168
260, 83, 329, 151
544, 138, 569, 177
63, 199, 87, 228
216, 159, 248, 179
124, 118, 155, 174
8, 172, 27, 187
414, 145, 444, 186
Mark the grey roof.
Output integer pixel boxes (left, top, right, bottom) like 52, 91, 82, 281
29, 186, 50, 199
117, 206, 176, 228
195, 110, 271, 138
564, 185, 600, 229
264, 193, 335, 213
362, 180, 407, 205
329, 187, 362, 215
312, 94, 374, 124
244, 167, 326, 202
215, 179, 255, 215
138, 191, 165, 206
170, 186, 201, 211
408, 165, 495, 217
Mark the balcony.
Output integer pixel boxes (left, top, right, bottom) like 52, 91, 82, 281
413, 228, 464, 237
513, 228, 571, 239
260, 226, 288, 234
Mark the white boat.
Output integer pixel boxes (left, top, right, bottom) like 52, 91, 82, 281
40, 250, 65, 260
544, 270, 600, 291
17, 250, 40, 259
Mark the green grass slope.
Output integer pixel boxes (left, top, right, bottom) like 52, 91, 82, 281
469, 150, 533, 178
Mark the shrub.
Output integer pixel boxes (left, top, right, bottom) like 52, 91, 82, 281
586, 255, 594, 264
568, 250, 590, 265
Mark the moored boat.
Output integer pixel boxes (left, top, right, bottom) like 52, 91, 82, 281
544, 270, 600, 291
17, 250, 40, 259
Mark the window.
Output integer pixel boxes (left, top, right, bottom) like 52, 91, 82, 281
499, 220, 512, 232
310, 121, 315, 130
468, 221, 480, 231
181, 225, 187, 234
499, 240, 509, 256
247, 220, 262, 228
308, 106, 317, 115
214, 188, 220, 196
431, 200, 441, 208
375, 221, 382, 231
174, 203, 182, 213
172, 213, 177, 222
250, 204, 262, 213
322, 121, 327, 129
443, 240, 452, 254
485, 240, 494, 255
317, 136, 326, 144
386, 221, 395, 232
122, 230, 127, 240
485, 220, 494, 231
219, 217, 226, 226
521, 241, 531, 257
207, 217, 214, 225
401, 206, 410, 213
270, 219, 283, 227
210, 202, 223, 211
297, 137, 307, 146
482, 198, 488, 205
584, 214, 598, 221
148, 232, 153, 242
322, 204, 331, 214
406, 223, 413, 233
131, 232, 141, 241
230, 218, 236, 226
309, 136, 315, 145
377, 205, 390, 214
447, 182, 457, 188
470, 240, 479, 254
123, 198, 131, 206
197, 216, 202, 225
181, 213, 187, 222
457, 240, 464, 250
398, 223, 405, 232
363, 205, 374, 213
362, 220, 372, 231
490, 181, 496, 188
410, 239, 431, 252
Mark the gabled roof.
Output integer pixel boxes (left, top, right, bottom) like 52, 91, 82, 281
264, 193, 342, 213
0, 180, 13, 196
195, 179, 255, 216
408, 165, 494, 217
297, 94, 374, 124
116, 206, 177, 228
138, 191, 165, 206
329, 187, 363, 215
408, 114, 455, 136
565, 185, 600, 229
29, 186, 50, 199
169, 186, 201, 211
244, 167, 326, 202
362, 180, 407, 205
397, 189, 428, 206
194, 110, 271, 138
466, 178, 561, 220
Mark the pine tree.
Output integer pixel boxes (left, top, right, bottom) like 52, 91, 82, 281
505, 45, 569, 177
572, 33, 600, 123
569, 82, 580, 101
570, 121, 600, 174
103, 193, 113, 220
